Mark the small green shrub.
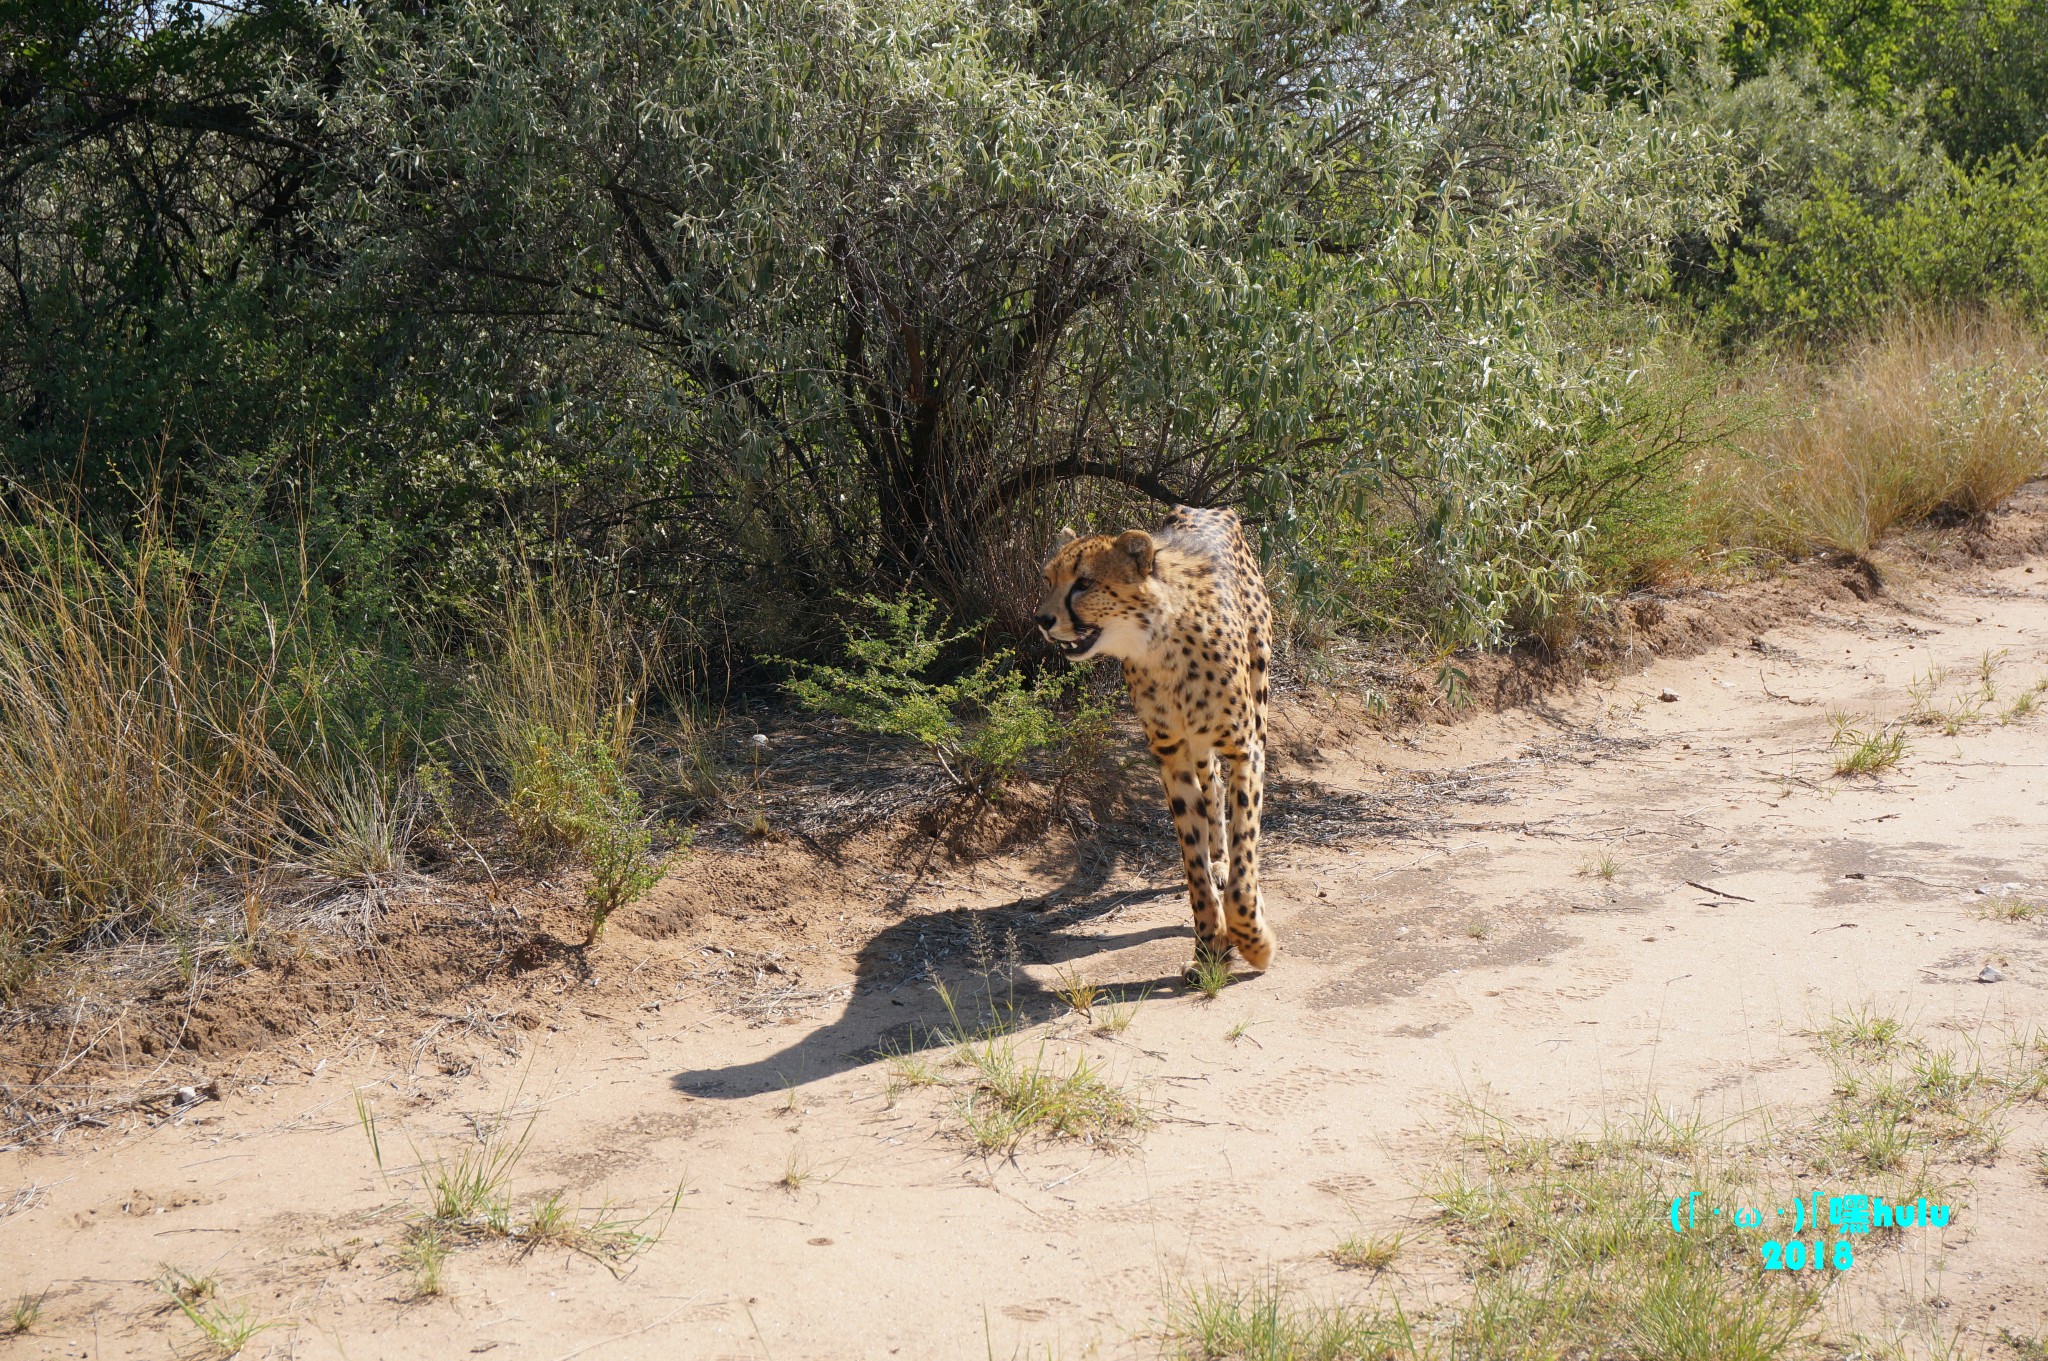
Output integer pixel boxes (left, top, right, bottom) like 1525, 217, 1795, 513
783, 593, 1102, 796
578, 771, 671, 947
504, 728, 670, 944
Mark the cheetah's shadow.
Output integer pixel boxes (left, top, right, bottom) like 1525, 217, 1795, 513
667, 851, 1194, 1101
667, 774, 1397, 1100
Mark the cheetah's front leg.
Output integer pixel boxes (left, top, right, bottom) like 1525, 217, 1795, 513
1155, 745, 1229, 970
1223, 741, 1276, 969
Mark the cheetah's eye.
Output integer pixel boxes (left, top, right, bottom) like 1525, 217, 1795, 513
1074, 576, 1093, 591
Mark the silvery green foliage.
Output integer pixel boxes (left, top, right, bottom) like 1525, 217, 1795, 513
1280, 0, 1746, 647
280, 0, 1742, 643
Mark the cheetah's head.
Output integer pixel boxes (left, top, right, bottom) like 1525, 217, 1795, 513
1035, 526, 1158, 662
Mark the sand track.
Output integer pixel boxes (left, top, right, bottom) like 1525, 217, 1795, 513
5, 547, 2048, 1358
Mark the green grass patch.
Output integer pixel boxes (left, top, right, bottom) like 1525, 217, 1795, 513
1163, 1104, 1825, 1360
898, 967, 1151, 1152
1188, 954, 1232, 1000
1828, 713, 1907, 776
157, 1267, 281, 1357
355, 1088, 680, 1295
952, 1036, 1149, 1153
1328, 1231, 1402, 1272
1815, 1013, 2019, 1175
1167, 1278, 1420, 1360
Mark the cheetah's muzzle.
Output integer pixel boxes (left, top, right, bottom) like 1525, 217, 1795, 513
1050, 624, 1100, 657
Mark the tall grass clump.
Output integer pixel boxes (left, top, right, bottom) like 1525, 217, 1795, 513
465, 569, 669, 940
0, 497, 435, 994
467, 568, 641, 855
469, 569, 641, 786
286, 750, 417, 881
1714, 313, 2048, 559
0, 508, 292, 990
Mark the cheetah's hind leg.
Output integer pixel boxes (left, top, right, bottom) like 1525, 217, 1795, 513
1222, 746, 1277, 971
1231, 895, 1276, 971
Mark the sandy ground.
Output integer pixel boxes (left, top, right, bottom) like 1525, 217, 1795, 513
4, 556, 2048, 1360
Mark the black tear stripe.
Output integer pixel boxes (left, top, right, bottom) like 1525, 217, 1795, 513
1065, 580, 1084, 628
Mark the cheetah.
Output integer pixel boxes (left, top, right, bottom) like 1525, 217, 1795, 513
1035, 506, 1277, 976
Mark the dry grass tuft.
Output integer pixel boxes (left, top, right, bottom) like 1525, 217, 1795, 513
0, 500, 434, 996
465, 568, 644, 855
1712, 311, 2048, 559
1329, 1230, 1403, 1272
468, 568, 642, 785
0, 506, 296, 991
1983, 897, 2044, 922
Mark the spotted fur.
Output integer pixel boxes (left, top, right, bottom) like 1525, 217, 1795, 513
1035, 506, 1276, 973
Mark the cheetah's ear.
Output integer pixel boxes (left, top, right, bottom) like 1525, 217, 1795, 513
1054, 525, 1079, 549
1115, 530, 1155, 576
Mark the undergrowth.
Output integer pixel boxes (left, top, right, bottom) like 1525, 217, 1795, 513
1709, 312, 2048, 562
0, 499, 410, 996
467, 571, 676, 943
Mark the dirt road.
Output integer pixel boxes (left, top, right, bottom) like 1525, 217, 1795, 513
5, 554, 2047, 1359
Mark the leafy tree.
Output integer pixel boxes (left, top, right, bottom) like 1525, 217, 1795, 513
1726, 0, 2048, 162
279, 0, 1737, 645
1, 0, 337, 513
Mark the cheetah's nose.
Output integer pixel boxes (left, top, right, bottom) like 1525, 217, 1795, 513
1034, 613, 1056, 631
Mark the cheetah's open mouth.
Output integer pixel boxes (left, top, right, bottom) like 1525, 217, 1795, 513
1053, 625, 1100, 657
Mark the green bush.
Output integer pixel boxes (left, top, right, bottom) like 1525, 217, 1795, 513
783, 594, 1103, 797
1726, 0, 2048, 165
504, 726, 670, 944
1714, 151, 2048, 341
1287, 305, 1749, 654
1693, 59, 2048, 342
